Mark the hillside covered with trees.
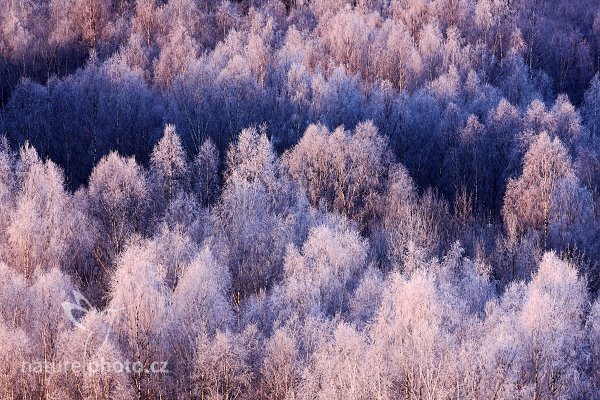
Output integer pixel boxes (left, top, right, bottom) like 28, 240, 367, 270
1, 0, 600, 398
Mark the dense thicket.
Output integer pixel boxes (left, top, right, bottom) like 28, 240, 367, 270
1, 0, 599, 187
1, 0, 600, 399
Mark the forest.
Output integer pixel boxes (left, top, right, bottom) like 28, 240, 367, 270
1, 0, 600, 398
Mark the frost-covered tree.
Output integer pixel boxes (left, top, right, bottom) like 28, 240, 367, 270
215, 126, 295, 299
370, 270, 450, 399
166, 246, 233, 395
0, 322, 33, 399
150, 124, 190, 207
107, 239, 169, 399
193, 137, 220, 206
154, 25, 198, 89
301, 321, 371, 399
273, 218, 368, 320
49, 0, 111, 49
51, 310, 133, 400
503, 132, 579, 248
260, 327, 299, 400
0, 138, 16, 249
193, 325, 259, 399
6, 145, 78, 278
518, 252, 588, 399
86, 152, 150, 272
589, 297, 600, 391
381, 164, 450, 267
582, 75, 600, 138
285, 121, 391, 231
